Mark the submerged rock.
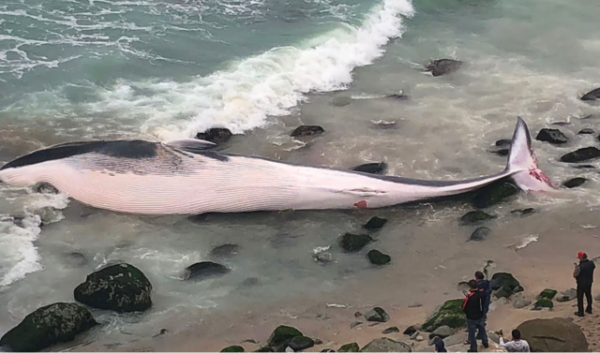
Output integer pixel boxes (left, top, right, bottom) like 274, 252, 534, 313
74, 263, 152, 312
578, 128, 595, 135
535, 128, 568, 144
563, 177, 586, 188
472, 181, 519, 209
183, 261, 230, 281
0, 302, 98, 352
460, 210, 496, 225
291, 125, 325, 137
581, 87, 600, 101
495, 139, 512, 147
560, 147, 600, 163
469, 227, 491, 242
510, 208, 536, 216
362, 216, 388, 230
360, 337, 411, 352
267, 325, 303, 352
517, 318, 588, 352
352, 162, 388, 175
331, 96, 353, 107
490, 272, 522, 298
221, 346, 245, 352
365, 307, 390, 323
210, 244, 240, 258
367, 250, 391, 265
573, 164, 595, 169
339, 342, 359, 352
422, 299, 465, 332
339, 233, 373, 252
196, 127, 233, 144
64, 252, 88, 267
424, 59, 463, 77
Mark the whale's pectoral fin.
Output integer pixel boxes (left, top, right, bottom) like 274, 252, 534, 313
338, 188, 387, 197
163, 138, 217, 153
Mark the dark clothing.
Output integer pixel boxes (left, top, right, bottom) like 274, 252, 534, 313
575, 259, 595, 286
434, 340, 447, 352
467, 318, 488, 352
476, 279, 492, 316
462, 289, 485, 320
575, 259, 595, 314
577, 283, 593, 314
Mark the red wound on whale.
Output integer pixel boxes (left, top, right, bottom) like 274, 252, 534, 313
354, 200, 367, 208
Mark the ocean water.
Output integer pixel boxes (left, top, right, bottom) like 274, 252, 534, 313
2, 0, 600, 349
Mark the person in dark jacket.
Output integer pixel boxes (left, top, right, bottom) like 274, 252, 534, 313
474, 271, 491, 340
574, 251, 596, 316
462, 280, 489, 352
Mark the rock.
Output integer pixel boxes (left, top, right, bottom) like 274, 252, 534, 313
255, 346, 274, 352
196, 128, 232, 144
431, 326, 453, 339
539, 288, 558, 300
457, 281, 469, 291
352, 163, 388, 175
367, 250, 391, 266
33, 182, 59, 194
267, 325, 303, 352
595, 294, 600, 301
289, 336, 315, 351
331, 96, 353, 107
495, 139, 512, 147
321, 350, 335, 353
33, 207, 63, 225
563, 178, 586, 188
469, 227, 491, 242
64, 252, 88, 267
443, 333, 465, 347
0, 302, 98, 352
382, 327, 400, 334
489, 147, 509, 156
314, 251, 333, 264
551, 121, 570, 126
578, 128, 595, 135
222, 346, 245, 352
513, 298, 532, 309
533, 298, 553, 309
291, 125, 325, 137
385, 92, 408, 101
415, 335, 424, 342
557, 288, 577, 302
183, 261, 230, 281
403, 326, 417, 336
460, 211, 496, 225
410, 332, 419, 340
339, 343, 359, 352
560, 147, 600, 163
350, 322, 362, 329
535, 128, 568, 144
472, 181, 519, 209
339, 233, 373, 252
491, 272, 521, 298
581, 87, 600, 101
511, 208, 536, 216
517, 317, 588, 352
428, 336, 441, 346
74, 263, 152, 312
362, 216, 388, 230
210, 244, 240, 258
422, 299, 465, 332
573, 164, 595, 169
487, 331, 500, 344
424, 59, 462, 77
314, 339, 323, 345
359, 338, 411, 352
364, 307, 390, 323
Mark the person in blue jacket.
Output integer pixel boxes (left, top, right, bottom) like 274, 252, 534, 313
475, 271, 491, 338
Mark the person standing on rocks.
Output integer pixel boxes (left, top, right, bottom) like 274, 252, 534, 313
574, 251, 596, 316
462, 279, 489, 352
499, 329, 530, 352
475, 271, 491, 323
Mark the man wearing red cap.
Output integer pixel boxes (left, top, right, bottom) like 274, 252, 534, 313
573, 251, 596, 317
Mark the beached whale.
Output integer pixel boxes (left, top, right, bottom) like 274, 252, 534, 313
0, 117, 556, 215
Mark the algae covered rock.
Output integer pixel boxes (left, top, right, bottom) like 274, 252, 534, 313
517, 317, 588, 351
0, 302, 98, 352
365, 307, 390, 322
339, 342, 360, 352
289, 336, 314, 351
490, 272, 522, 298
422, 299, 465, 332
367, 250, 391, 265
221, 346, 245, 352
472, 181, 519, 208
74, 263, 152, 312
538, 288, 558, 300
267, 325, 303, 351
534, 298, 553, 309
460, 210, 496, 225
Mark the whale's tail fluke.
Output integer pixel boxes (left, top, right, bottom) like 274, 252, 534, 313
506, 117, 557, 192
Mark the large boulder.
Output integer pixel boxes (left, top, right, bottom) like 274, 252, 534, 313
267, 325, 303, 351
360, 338, 411, 352
422, 299, 465, 332
517, 318, 588, 352
535, 128, 568, 144
0, 302, 98, 352
74, 263, 152, 312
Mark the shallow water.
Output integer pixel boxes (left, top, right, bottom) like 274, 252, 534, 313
2, 0, 600, 349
